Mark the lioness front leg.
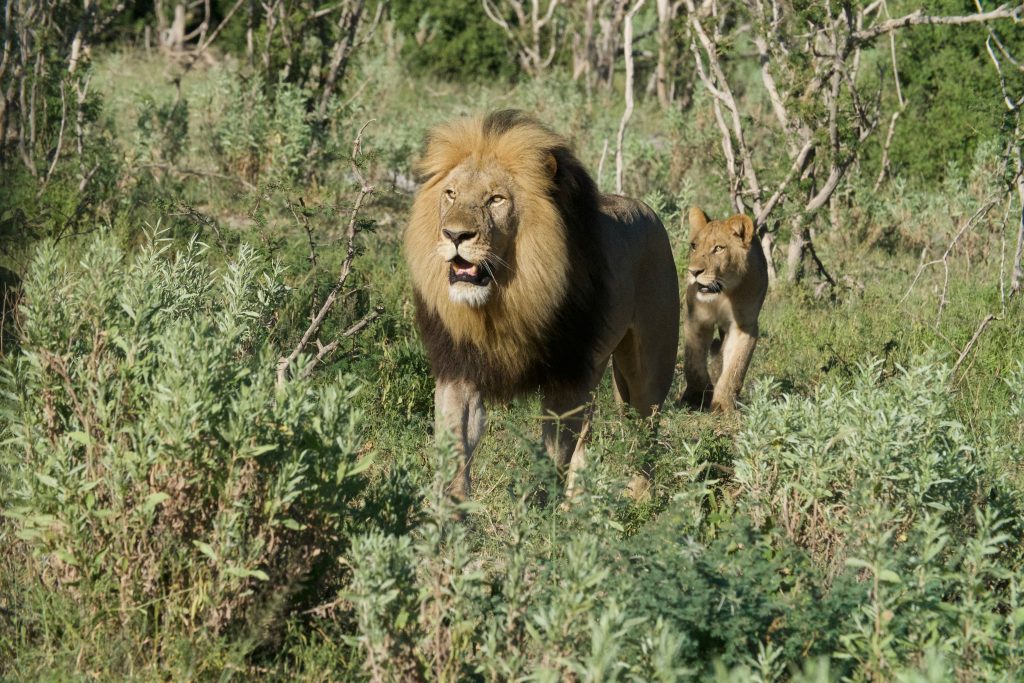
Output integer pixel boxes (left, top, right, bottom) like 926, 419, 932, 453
681, 322, 715, 408
434, 379, 486, 500
711, 324, 758, 412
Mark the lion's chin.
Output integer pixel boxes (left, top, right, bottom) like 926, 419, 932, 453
449, 281, 494, 307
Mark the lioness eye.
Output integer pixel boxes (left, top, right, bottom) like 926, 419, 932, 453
689, 242, 696, 251
489, 195, 505, 206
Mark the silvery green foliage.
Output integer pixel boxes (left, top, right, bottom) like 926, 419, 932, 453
344, 359, 1023, 681
734, 361, 1024, 680
2, 232, 368, 633
198, 71, 314, 185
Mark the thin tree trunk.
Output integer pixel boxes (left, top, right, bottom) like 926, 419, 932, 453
1012, 174, 1024, 295
615, 0, 644, 194
655, 0, 671, 108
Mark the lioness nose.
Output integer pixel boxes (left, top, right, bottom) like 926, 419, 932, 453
443, 228, 477, 245
689, 267, 704, 278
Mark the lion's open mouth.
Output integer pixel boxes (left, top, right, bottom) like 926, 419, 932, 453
697, 281, 723, 294
449, 255, 492, 286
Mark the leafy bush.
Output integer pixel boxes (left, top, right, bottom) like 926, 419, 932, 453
199, 71, 316, 186
1, 233, 369, 648
391, 0, 519, 81
334, 359, 1024, 681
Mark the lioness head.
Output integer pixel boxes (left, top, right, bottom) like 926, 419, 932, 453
686, 207, 756, 300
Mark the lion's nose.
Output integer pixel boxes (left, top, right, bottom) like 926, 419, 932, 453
443, 228, 477, 246
688, 267, 704, 278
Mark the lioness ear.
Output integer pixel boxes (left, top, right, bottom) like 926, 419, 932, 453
544, 152, 558, 179
729, 214, 755, 246
688, 207, 708, 234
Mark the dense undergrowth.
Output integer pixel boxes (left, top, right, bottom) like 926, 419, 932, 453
2, 18, 1024, 682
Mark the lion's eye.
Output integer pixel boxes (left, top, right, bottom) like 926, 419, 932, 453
444, 188, 457, 200
712, 245, 724, 254
689, 242, 696, 251
489, 195, 505, 206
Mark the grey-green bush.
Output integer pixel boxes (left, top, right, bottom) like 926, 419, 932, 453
1, 232, 369, 642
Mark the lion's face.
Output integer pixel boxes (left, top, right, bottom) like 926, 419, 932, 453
405, 111, 573, 361
686, 208, 755, 301
435, 162, 518, 307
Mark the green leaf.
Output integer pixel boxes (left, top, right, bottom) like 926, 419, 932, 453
878, 569, 901, 584
142, 492, 171, 515
243, 444, 277, 458
54, 549, 78, 566
193, 540, 218, 562
342, 453, 374, 479
35, 473, 59, 488
68, 431, 92, 446
224, 566, 269, 581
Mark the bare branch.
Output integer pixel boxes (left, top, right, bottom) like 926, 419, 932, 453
852, 4, 1020, 44
615, 0, 644, 194
276, 122, 379, 388
297, 306, 385, 380
950, 314, 999, 380
899, 199, 1001, 321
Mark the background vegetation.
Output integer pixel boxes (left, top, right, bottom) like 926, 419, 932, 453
2, 0, 1023, 680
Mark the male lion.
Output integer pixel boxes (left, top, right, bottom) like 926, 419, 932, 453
405, 110, 680, 499
680, 207, 768, 412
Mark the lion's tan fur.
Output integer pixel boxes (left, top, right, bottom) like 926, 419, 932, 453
405, 117, 570, 381
681, 207, 768, 412
405, 111, 680, 499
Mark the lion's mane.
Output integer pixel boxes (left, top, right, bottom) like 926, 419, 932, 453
404, 110, 608, 399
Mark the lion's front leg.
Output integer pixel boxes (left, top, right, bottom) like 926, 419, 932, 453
681, 320, 714, 409
542, 384, 598, 497
434, 379, 486, 500
711, 323, 758, 413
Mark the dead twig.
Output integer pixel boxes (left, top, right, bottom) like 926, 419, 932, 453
950, 313, 999, 381
899, 199, 1000, 322
276, 122, 378, 388
614, 0, 645, 195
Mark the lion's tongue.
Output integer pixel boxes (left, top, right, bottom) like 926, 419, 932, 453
452, 257, 478, 277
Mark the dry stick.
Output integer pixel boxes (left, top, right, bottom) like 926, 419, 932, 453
136, 162, 257, 190
615, 0, 644, 194
976, 6, 1024, 295
298, 307, 385, 380
898, 199, 1000, 319
852, 4, 1020, 43
38, 80, 67, 196
276, 122, 377, 389
687, 15, 742, 213
950, 314, 998, 380
179, 0, 246, 74
289, 197, 318, 269
687, 1, 763, 216
596, 137, 609, 190
874, 3, 906, 192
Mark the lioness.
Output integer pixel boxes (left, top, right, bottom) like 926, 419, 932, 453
680, 207, 768, 412
405, 110, 680, 499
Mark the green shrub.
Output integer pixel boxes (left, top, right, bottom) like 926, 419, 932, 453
391, 0, 519, 81
1, 232, 369, 649
199, 71, 315, 185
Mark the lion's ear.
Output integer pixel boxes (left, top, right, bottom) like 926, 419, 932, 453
544, 152, 558, 179
688, 207, 708, 235
729, 214, 755, 246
